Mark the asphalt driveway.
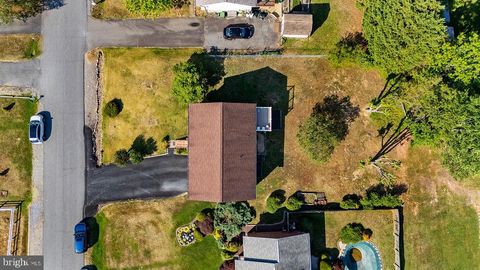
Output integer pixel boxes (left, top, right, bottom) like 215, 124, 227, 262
85, 154, 187, 215
204, 17, 281, 51
87, 18, 205, 49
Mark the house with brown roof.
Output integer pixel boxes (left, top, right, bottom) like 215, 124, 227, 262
188, 102, 257, 202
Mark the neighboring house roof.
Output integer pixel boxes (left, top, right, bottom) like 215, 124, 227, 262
188, 102, 257, 202
236, 232, 312, 270
196, 0, 257, 8
282, 14, 313, 38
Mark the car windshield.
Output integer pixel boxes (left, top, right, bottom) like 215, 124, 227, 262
29, 122, 39, 138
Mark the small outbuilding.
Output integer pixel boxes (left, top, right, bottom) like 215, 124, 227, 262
282, 13, 313, 38
188, 102, 257, 202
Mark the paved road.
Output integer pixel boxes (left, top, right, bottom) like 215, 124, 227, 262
85, 155, 187, 216
0, 60, 40, 88
87, 18, 205, 49
40, 0, 86, 268
0, 15, 41, 34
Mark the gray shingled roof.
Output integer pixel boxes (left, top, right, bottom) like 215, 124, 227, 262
196, 0, 257, 7
236, 233, 312, 270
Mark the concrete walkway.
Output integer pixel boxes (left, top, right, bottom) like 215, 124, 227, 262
0, 60, 40, 88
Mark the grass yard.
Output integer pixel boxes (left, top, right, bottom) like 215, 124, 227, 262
101, 48, 201, 163
98, 49, 480, 269
0, 98, 36, 255
289, 210, 394, 269
283, 0, 363, 54
92, 0, 190, 19
0, 211, 10, 255
89, 196, 223, 270
0, 98, 35, 200
0, 34, 42, 61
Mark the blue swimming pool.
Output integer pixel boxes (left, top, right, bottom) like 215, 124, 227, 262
342, 241, 383, 270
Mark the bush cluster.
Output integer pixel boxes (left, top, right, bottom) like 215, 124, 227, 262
339, 223, 367, 244
114, 135, 158, 166
104, 98, 123, 118
360, 192, 403, 209
285, 194, 304, 211
126, 0, 174, 17
265, 190, 286, 213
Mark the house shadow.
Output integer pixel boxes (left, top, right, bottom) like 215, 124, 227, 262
289, 212, 327, 256
206, 66, 289, 183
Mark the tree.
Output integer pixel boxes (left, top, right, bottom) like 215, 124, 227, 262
114, 149, 129, 167
172, 61, 208, 106
297, 96, 359, 162
266, 190, 286, 213
339, 223, 365, 244
409, 85, 480, 179
0, 0, 43, 24
126, 0, 173, 17
362, 0, 446, 73
433, 33, 480, 93
214, 202, 254, 242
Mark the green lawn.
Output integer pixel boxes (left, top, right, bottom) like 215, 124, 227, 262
0, 35, 42, 61
89, 196, 222, 270
402, 147, 480, 269
283, 0, 363, 54
101, 48, 201, 163
0, 98, 36, 255
91, 0, 190, 19
288, 211, 395, 269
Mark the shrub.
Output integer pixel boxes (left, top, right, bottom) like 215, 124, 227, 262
320, 260, 333, 270
114, 149, 130, 167
213, 228, 222, 240
104, 98, 123, 117
195, 211, 207, 222
128, 149, 144, 164
285, 195, 304, 211
223, 241, 241, 253
266, 190, 286, 213
220, 250, 235, 261
214, 202, 255, 242
339, 223, 365, 244
0, 0, 42, 23
24, 38, 40, 59
340, 194, 361, 210
126, 0, 174, 17
360, 192, 403, 209
362, 228, 373, 241
193, 229, 204, 242
219, 260, 235, 270
194, 216, 214, 235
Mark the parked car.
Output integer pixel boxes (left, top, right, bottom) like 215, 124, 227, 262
28, 114, 44, 144
74, 222, 88, 254
223, 24, 254, 39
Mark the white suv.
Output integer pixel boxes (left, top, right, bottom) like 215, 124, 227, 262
29, 114, 45, 144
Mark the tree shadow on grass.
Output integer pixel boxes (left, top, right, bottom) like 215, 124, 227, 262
83, 217, 100, 248
207, 67, 290, 183
188, 52, 225, 87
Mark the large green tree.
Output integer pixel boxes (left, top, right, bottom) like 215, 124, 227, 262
362, 0, 446, 73
172, 61, 208, 106
433, 33, 480, 93
214, 202, 254, 242
0, 0, 42, 23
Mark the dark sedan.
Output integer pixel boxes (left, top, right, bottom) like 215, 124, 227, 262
223, 24, 254, 39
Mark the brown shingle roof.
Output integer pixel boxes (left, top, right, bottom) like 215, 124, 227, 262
188, 102, 257, 202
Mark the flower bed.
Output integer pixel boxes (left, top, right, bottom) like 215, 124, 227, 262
176, 224, 196, 247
